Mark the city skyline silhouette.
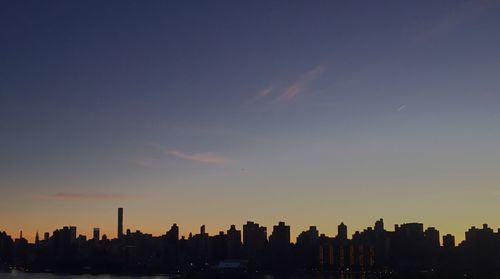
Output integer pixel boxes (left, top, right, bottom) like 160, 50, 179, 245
2, 207, 498, 246
2, 207, 500, 277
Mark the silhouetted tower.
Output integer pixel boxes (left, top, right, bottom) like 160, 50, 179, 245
443, 234, 455, 248
337, 222, 348, 241
93, 227, 100, 241
118, 208, 123, 239
269, 221, 291, 267
167, 223, 179, 241
227, 224, 242, 258
243, 221, 267, 259
270, 221, 291, 246
424, 227, 440, 248
44, 232, 50, 242
35, 231, 40, 245
198, 225, 209, 263
375, 219, 384, 234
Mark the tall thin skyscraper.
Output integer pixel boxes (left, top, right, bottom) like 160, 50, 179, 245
118, 208, 123, 239
93, 227, 100, 241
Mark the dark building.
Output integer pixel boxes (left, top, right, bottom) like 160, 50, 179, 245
297, 226, 319, 242
337, 222, 348, 241
243, 221, 267, 251
375, 219, 384, 235
227, 225, 242, 259
166, 223, 179, 241
396, 223, 424, 237
242, 221, 267, 265
192, 225, 209, 264
269, 222, 290, 246
93, 227, 100, 241
163, 223, 180, 270
118, 208, 123, 239
443, 234, 455, 248
69, 226, 77, 243
0, 231, 14, 267
269, 221, 291, 267
210, 231, 228, 262
296, 226, 320, 269
424, 227, 440, 247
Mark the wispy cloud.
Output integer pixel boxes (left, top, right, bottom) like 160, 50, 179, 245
251, 64, 327, 104
35, 192, 141, 201
397, 104, 407, 111
416, 0, 494, 41
167, 150, 228, 164
139, 142, 230, 165
248, 86, 275, 104
257, 86, 274, 98
277, 65, 326, 101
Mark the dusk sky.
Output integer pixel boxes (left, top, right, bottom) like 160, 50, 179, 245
1, 0, 500, 243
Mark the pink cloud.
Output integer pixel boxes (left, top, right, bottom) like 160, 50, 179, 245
141, 142, 230, 164
277, 64, 327, 101
167, 150, 229, 164
35, 192, 141, 201
249, 65, 327, 104
258, 86, 274, 98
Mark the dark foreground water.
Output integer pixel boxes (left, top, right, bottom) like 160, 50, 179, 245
0, 273, 172, 279
0, 271, 385, 279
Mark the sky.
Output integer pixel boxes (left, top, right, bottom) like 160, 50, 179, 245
1, 0, 500, 243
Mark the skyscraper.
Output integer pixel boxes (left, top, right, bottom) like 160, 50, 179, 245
227, 224, 242, 259
118, 208, 123, 239
243, 221, 267, 259
424, 227, 440, 248
93, 227, 100, 241
269, 221, 291, 267
269, 221, 291, 247
375, 218, 384, 234
337, 222, 347, 241
443, 234, 455, 248
166, 223, 179, 241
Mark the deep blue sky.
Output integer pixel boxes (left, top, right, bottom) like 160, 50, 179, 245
1, 0, 500, 241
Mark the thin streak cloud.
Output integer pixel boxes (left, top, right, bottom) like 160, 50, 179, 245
248, 86, 275, 104
143, 142, 230, 164
258, 87, 274, 98
277, 64, 326, 101
250, 65, 327, 104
